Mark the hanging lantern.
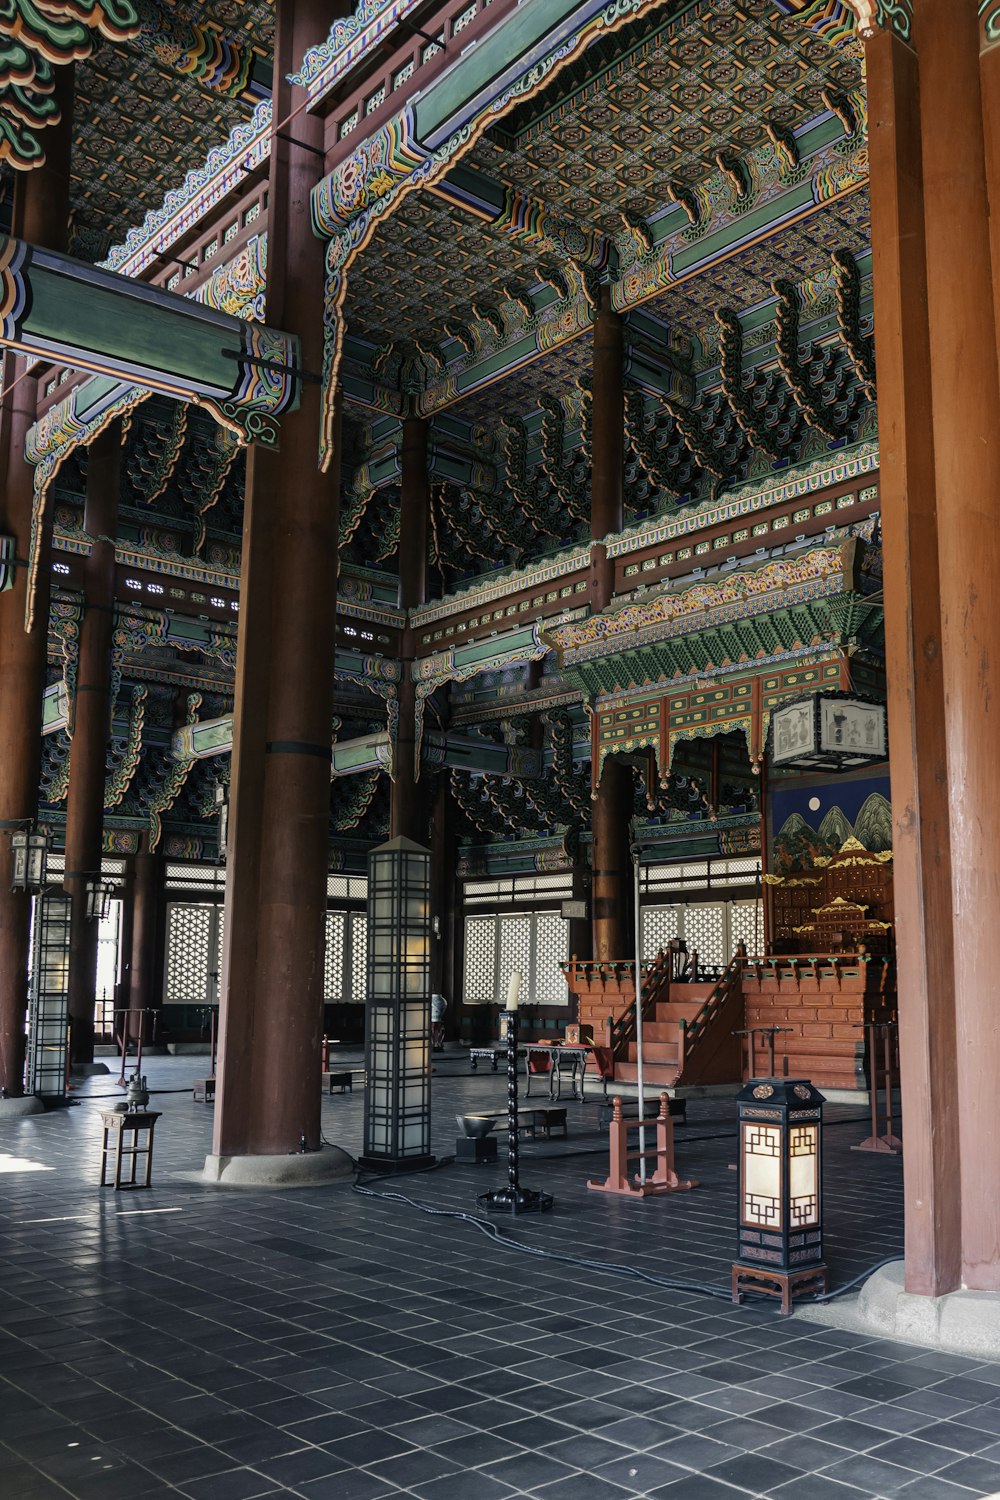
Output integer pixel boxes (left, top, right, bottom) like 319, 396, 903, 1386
85, 875, 116, 922
732, 1076, 828, 1315
768, 691, 887, 772
10, 828, 49, 892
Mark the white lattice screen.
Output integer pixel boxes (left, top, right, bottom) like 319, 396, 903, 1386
164, 904, 216, 1003
533, 913, 569, 1004
730, 899, 763, 956
350, 913, 367, 1002
641, 904, 681, 960
324, 912, 345, 1001
166, 903, 363, 1005
464, 917, 496, 1003
497, 915, 532, 1006
642, 899, 762, 966
684, 903, 726, 967
463, 910, 570, 1006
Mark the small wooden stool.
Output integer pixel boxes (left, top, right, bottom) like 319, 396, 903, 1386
99, 1109, 162, 1190
322, 1071, 353, 1094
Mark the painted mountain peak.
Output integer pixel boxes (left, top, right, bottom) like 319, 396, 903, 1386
774, 792, 892, 873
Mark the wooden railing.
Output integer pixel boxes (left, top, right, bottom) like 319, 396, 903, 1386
607, 948, 673, 1060
678, 958, 744, 1067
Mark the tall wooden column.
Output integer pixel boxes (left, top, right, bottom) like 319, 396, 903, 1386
0, 69, 74, 1097
125, 833, 163, 1041
391, 417, 429, 843
589, 287, 631, 960
915, 0, 1000, 1294
865, 0, 1000, 1293
63, 423, 120, 1065
430, 775, 457, 1018
212, 0, 347, 1162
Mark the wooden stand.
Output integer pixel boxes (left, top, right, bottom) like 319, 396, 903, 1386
853, 1020, 902, 1154
99, 1109, 161, 1189
322, 1071, 353, 1094
732, 1262, 829, 1317
588, 1094, 697, 1197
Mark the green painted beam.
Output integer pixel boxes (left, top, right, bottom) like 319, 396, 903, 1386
7, 235, 299, 450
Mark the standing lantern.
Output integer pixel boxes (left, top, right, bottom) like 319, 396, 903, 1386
480, 971, 553, 1215
732, 1077, 828, 1315
359, 837, 435, 1173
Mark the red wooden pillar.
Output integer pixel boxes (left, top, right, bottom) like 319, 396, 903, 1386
391, 417, 429, 843
64, 423, 120, 1065
589, 287, 631, 961
0, 68, 75, 1096
212, 0, 348, 1163
911, 0, 1000, 1294
126, 833, 164, 1041
865, 0, 1000, 1293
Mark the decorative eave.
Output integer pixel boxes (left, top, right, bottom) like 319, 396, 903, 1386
550, 542, 853, 665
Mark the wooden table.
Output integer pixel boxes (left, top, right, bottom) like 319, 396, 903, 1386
523, 1044, 591, 1100
99, 1109, 161, 1189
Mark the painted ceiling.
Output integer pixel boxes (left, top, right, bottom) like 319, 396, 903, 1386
37, 0, 273, 261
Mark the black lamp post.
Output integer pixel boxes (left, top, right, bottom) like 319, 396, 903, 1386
732, 1076, 828, 1315
359, 836, 435, 1173
480, 971, 553, 1215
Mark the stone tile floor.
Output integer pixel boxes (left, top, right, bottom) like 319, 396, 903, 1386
0, 1053, 997, 1500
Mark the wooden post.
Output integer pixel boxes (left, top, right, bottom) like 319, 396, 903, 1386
391, 417, 429, 842
0, 66, 75, 1096
64, 421, 120, 1066
212, 0, 349, 1161
864, 0, 1000, 1292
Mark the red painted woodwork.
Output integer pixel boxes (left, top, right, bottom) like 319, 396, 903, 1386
741, 955, 895, 1092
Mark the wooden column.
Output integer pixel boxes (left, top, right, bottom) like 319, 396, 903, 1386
0, 68, 74, 1096
589, 285, 630, 959
212, 0, 346, 1159
391, 417, 429, 843
589, 286, 624, 615
912, 0, 1000, 1293
865, 0, 1000, 1293
430, 775, 457, 1025
125, 833, 163, 1042
63, 422, 120, 1066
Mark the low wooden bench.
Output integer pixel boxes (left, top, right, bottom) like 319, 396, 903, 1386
479, 1106, 568, 1139
469, 1046, 505, 1071
598, 1096, 686, 1128
323, 1071, 353, 1094
192, 1078, 215, 1103
518, 1105, 567, 1139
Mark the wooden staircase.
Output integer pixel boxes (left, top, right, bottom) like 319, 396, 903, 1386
561, 953, 744, 1090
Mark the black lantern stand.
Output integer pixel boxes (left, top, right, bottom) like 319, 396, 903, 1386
359, 836, 435, 1174
480, 999, 553, 1215
732, 1076, 828, 1316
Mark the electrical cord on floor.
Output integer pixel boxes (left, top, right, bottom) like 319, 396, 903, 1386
352, 1171, 735, 1302
351, 1162, 903, 1310
808, 1255, 903, 1302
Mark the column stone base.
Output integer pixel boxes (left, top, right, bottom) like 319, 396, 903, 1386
797, 1261, 1000, 1358
71, 1062, 111, 1077
0, 1095, 44, 1117
199, 1146, 354, 1188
